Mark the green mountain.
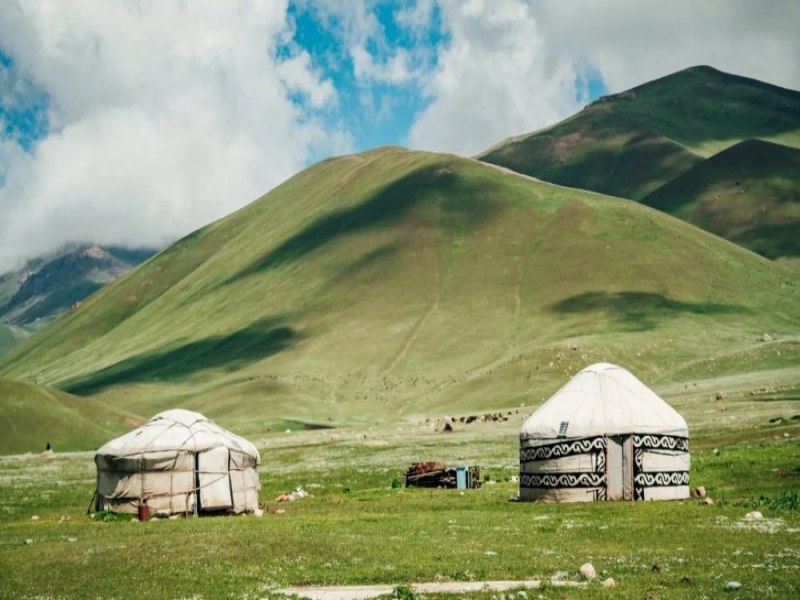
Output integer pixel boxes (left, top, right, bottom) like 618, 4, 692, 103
0, 244, 157, 353
479, 66, 800, 200
642, 139, 800, 259
1, 147, 798, 444
0, 379, 135, 454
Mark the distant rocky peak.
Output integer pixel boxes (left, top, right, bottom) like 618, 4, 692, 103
81, 245, 112, 261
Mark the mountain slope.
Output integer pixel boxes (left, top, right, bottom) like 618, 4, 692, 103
0, 379, 135, 454
479, 66, 800, 200
0, 245, 157, 351
642, 139, 800, 259
0, 147, 798, 436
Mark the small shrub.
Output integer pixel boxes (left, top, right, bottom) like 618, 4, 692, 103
391, 585, 416, 600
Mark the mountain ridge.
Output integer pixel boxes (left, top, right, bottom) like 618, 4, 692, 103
1, 147, 798, 439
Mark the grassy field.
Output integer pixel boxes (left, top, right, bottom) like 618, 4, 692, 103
0, 379, 134, 455
0, 412, 797, 599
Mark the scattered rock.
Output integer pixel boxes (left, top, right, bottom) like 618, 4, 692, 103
760, 333, 773, 342
24, 539, 33, 545
715, 391, 727, 400
726, 580, 742, 591
602, 577, 616, 588
713, 448, 720, 456
67, 537, 77, 542
651, 563, 662, 572
579, 562, 597, 580
744, 510, 763, 521
692, 486, 707, 499
516, 591, 527, 599
31, 515, 39, 521
704, 497, 715, 506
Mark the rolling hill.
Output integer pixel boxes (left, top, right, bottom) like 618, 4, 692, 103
642, 139, 800, 259
0, 379, 135, 454
0, 244, 157, 353
479, 65, 800, 200
1, 147, 798, 442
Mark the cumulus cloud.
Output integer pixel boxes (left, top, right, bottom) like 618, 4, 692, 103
531, 0, 800, 94
408, 0, 800, 156
0, 0, 350, 272
407, 0, 584, 156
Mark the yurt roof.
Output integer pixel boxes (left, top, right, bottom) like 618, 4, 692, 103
521, 363, 688, 441
95, 409, 260, 461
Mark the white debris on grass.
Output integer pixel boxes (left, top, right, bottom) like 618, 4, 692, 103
745, 510, 763, 520
726, 580, 742, 591
579, 562, 596, 579
718, 514, 786, 534
603, 577, 616, 588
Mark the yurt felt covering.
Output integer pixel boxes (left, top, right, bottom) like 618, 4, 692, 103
519, 363, 690, 502
94, 409, 260, 515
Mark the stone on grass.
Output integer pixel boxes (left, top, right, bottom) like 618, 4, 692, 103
692, 486, 706, 499
703, 497, 715, 506
603, 577, 616, 588
726, 581, 742, 591
744, 510, 763, 520
24, 539, 34, 545
761, 333, 773, 342
516, 592, 527, 599
31, 515, 39, 521
579, 562, 597, 579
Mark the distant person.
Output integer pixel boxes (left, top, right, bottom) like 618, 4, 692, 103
46, 442, 51, 451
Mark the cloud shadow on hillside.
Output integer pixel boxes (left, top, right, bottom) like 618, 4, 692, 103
225, 164, 501, 284
551, 291, 747, 332
63, 317, 298, 395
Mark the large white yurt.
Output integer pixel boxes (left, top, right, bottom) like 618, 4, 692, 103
519, 363, 689, 502
94, 409, 260, 515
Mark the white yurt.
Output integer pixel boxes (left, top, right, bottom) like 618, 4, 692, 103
520, 363, 689, 502
94, 409, 260, 515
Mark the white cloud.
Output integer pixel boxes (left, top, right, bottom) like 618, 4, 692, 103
408, 0, 582, 156
0, 0, 349, 272
531, 0, 800, 94
409, 0, 800, 156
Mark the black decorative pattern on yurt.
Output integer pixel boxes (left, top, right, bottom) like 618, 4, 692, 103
632, 434, 689, 452
520, 436, 606, 492
520, 472, 605, 488
632, 434, 689, 500
634, 471, 689, 487
519, 436, 605, 462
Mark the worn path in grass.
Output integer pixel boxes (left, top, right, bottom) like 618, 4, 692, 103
278, 579, 584, 599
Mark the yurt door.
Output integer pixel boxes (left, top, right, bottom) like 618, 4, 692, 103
607, 437, 623, 500
606, 436, 634, 501
197, 447, 233, 511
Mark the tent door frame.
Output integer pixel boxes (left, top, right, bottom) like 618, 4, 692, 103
606, 435, 634, 501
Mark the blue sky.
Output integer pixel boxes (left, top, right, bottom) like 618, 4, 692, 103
0, 0, 798, 270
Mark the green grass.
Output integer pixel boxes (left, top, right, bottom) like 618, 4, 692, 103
0, 420, 797, 599
642, 139, 800, 259
0, 379, 135, 454
0, 147, 798, 448
0, 323, 15, 354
